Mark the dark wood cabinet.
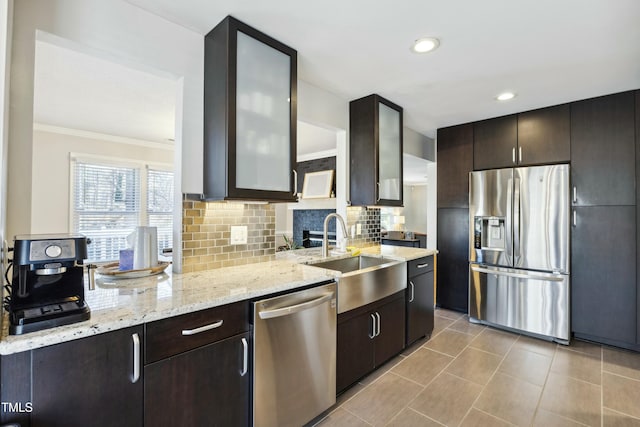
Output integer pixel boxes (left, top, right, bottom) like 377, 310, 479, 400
203, 15, 297, 202
144, 301, 251, 426
572, 206, 636, 346
436, 208, 469, 312
637, 90, 640, 346
473, 115, 517, 170
145, 332, 250, 427
437, 124, 473, 208
337, 292, 405, 393
517, 104, 570, 165
406, 256, 435, 346
30, 326, 143, 427
571, 91, 636, 206
349, 94, 403, 206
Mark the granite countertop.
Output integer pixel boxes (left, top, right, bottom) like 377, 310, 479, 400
0, 244, 437, 355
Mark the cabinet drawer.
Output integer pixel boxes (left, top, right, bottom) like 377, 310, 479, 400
145, 301, 249, 363
408, 256, 434, 277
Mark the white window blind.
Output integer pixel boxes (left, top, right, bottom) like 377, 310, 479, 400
147, 168, 174, 252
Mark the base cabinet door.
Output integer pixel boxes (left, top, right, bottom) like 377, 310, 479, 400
407, 268, 435, 346
30, 326, 144, 427
374, 295, 406, 365
144, 332, 250, 427
436, 208, 469, 312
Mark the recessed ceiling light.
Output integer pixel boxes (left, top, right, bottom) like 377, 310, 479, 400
411, 37, 440, 54
496, 92, 516, 101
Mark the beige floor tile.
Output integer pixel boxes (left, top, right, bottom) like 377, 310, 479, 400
314, 407, 371, 427
409, 372, 483, 426
392, 348, 453, 386
459, 408, 515, 427
603, 347, 640, 381
512, 335, 558, 357
532, 409, 587, 427
336, 382, 366, 406
435, 308, 464, 321
445, 347, 502, 386
359, 354, 404, 386
603, 372, 640, 419
402, 335, 432, 357
386, 408, 443, 427
603, 408, 640, 427
566, 340, 602, 358
342, 372, 422, 426
447, 316, 486, 336
551, 347, 602, 385
432, 316, 455, 335
424, 329, 476, 357
539, 372, 601, 426
469, 328, 518, 356
473, 372, 542, 426
499, 348, 552, 386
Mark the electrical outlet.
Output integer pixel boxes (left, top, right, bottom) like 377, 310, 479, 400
356, 223, 362, 235
230, 226, 248, 245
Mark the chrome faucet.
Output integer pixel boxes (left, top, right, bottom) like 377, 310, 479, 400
323, 213, 349, 258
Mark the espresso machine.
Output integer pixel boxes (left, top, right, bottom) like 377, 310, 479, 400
4, 234, 91, 335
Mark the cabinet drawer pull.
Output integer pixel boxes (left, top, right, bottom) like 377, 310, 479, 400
240, 337, 248, 377
409, 281, 415, 302
375, 312, 381, 337
181, 320, 224, 335
518, 146, 522, 163
369, 313, 376, 339
512, 147, 516, 164
416, 263, 429, 269
573, 186, 577, 203
131, 333, 140, 384
573, 210, 577, 227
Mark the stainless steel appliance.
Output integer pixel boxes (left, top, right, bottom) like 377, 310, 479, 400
4, 234, 91, 335
469, 165, 570, 343
253, 281, 337, 427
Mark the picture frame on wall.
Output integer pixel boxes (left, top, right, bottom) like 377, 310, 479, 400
301, 170, 334, 199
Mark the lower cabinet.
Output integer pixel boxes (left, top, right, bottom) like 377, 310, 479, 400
0, 326, 144, 427
436, 208, 469, 312
144, 332, 251, 427
406, 256, 435, 346
337, 292, 405, 393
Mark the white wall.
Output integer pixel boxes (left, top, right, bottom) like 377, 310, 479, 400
403, 184, 428, 234
31, 127, 173, 234
404, 127, 435, 162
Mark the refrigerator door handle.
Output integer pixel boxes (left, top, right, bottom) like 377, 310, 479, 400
513, 176, 521, 265
505, 177, 514, 265
470, 265, 565, 282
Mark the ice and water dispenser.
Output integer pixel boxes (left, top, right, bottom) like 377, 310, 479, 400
473, 216, 506, 251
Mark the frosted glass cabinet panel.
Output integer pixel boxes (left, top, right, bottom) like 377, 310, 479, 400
202, 16, 297, 202
349, 94, 403, 206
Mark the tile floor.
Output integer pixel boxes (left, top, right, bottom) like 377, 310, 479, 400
313, 308, 640, 427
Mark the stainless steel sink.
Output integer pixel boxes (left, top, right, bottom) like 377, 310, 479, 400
310, 255, 407, 313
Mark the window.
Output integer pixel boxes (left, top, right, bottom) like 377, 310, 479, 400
72, 158, 173, 263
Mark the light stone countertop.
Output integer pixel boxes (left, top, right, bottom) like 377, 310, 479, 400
0, 244, 437, 355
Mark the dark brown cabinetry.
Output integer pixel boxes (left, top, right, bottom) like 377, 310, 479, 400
473, 105, 570, 170
349, 94, 403, 206
203, 16, 297, 202
637, 90, 640, 346
337, 292, 405, 393
406, 256, 435, 346
436, 208, 469, 312
571, 91, 636, 206
437, 123, 473, 208
144, 301, 251, 426
0, 326, 144, 427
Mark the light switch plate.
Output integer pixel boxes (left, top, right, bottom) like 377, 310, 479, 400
356, 223, 362, 235
230, 225, 248, 245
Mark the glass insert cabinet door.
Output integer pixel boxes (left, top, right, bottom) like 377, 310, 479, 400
235, 31, 291, 192
378, 102, 402, 202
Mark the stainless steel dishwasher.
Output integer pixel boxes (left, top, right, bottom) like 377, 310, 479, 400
253, 281, 337, 427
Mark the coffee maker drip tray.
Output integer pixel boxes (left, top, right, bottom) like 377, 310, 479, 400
9, 296, 91, 335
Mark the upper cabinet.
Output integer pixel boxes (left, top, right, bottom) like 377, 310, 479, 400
571, 91, 635, 206
437, 123, 473, 208
349, 94, 403, 206
473, 105, 570, 170
203, 16, 297, 202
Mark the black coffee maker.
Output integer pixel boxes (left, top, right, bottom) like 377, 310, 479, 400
5, 234, 91, 335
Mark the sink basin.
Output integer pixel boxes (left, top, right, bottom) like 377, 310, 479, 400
310, 255, 407, 313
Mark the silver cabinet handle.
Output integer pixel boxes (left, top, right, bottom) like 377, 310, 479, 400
182, 320, 223, 335
131, 333, 140, 384
518, 146, 522, 163
292, 169, 298, 196
573, 186, 577, 203
409, 280, 415, 302
512, 147, 516, 164
240, 337, 248, 377
375, 312, 381, 337
376, 182, 381, 202
258, 293, 333, 319
369, 313, 376, 339
417, 263, 429, 269
573, 210, 577, 227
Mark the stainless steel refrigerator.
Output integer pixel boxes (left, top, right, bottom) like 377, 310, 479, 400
468, 164, 570, 343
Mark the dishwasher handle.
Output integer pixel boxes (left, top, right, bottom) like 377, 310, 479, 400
258, 293, 334, 320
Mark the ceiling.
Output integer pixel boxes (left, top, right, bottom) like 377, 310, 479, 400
124, 0, 640, 138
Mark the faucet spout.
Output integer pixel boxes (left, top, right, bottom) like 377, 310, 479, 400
322, 213, 348, 258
